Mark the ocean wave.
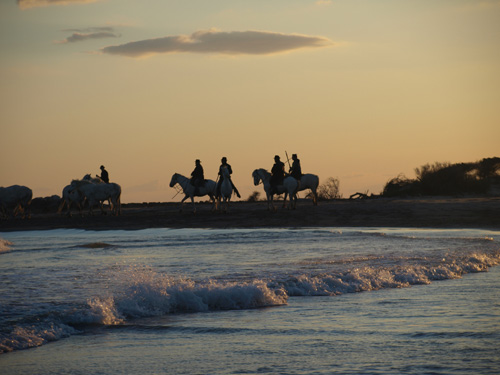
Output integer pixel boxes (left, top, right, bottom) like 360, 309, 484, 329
110, 269, 288, 320
279, 250, 500, 296
1, 248, 498, 354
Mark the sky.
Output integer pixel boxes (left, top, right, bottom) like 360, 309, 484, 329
1, 0, 499, 203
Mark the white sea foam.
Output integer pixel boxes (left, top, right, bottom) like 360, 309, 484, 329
280, 251, 500, 296
0, 322, 76, 353
111, 268, 288, 319
0, 238, 12, 253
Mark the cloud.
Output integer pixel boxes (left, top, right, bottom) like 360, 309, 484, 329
100, 29, 333, 58
57, 27, 120, 44
17, 0, 101, 9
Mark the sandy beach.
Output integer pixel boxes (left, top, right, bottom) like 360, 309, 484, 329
1, 197, 499, 232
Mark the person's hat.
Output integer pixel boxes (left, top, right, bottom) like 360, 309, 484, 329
222, 157, 227, 162
274, 155, 280, 160
100, 165, 105, 169
292, 154, 297, 158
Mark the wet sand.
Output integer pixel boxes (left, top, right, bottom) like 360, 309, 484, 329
1, 197, 499, 232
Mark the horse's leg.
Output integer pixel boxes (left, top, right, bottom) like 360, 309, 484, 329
66, 201, 72, 217
312, 189, 318, 206
180, 195, 189, 212
58, 199, 66, 214
268, 193, 276, 212
191, 196, 196, 214
282, 192, 288, 209
99, 199, 107, 215
116, 196, 121, 215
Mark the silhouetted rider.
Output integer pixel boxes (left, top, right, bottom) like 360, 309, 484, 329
270, 155, 285, 194
190, 159, 205, 192
216, 157, 241, 198
99, 165, 109, 183
289, 154, 302, 180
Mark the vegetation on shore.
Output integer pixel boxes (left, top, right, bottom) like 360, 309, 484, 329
382, 157, 500, 197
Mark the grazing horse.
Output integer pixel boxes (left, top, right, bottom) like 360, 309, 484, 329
0, 185, 32, 219
217, 166, 233, 212
284, 174, 320, 206
69, 180, 121, 216
169, 173, 217, 213
252, 169, 298, 211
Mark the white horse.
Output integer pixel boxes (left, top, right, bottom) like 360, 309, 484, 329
0, 185, 32, 219
169, 173, 217, 213
216, 166, 233, 212
252, 169, 298, 211
58, 174, 107, 216
58, 184, 86, 216
70, 180, 121, 216
285, 174, 320, 206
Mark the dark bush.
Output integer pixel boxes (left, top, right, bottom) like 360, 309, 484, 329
382, 174, 420, 197
317, 177, 342, 200
382, 157, 499, 197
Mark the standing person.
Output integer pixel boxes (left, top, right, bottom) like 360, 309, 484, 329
270, 155, 285, 194
190, 159, 205, 194
289, 154, 302, 180
99, 165, 109, 183
216, 157, 241, 198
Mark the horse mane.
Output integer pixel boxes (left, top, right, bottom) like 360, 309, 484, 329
255, 168, 271, 178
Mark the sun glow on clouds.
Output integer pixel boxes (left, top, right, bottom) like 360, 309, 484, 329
17, 0, 101, 9
100, 29, 334, 58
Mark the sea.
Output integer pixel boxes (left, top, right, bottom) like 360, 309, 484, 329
0, 227, 499, 375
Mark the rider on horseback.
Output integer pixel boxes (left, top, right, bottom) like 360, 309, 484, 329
190, 159, 205, 195
99, 165, 109, 183
289, 154, 302, 180
270, 155, 285, 195
216, 157, 241, 198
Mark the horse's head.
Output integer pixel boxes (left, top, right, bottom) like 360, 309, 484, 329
169, 173, 178, 187
252, 170, 261, 186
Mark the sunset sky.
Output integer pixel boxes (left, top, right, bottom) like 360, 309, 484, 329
1, 0, 499, 203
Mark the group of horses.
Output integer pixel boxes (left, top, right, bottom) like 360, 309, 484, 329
59, 174, 122, 216
1, 167, 317, 219
170, 168, 319, 213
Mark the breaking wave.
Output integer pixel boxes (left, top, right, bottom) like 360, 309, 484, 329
1, 246, 499, 354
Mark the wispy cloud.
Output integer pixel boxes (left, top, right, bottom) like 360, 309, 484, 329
100, 29, 333, 58
17, 0, 102, 9
57, 27, 120, 44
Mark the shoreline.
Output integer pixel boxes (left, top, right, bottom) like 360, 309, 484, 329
1, 197, 499, 232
